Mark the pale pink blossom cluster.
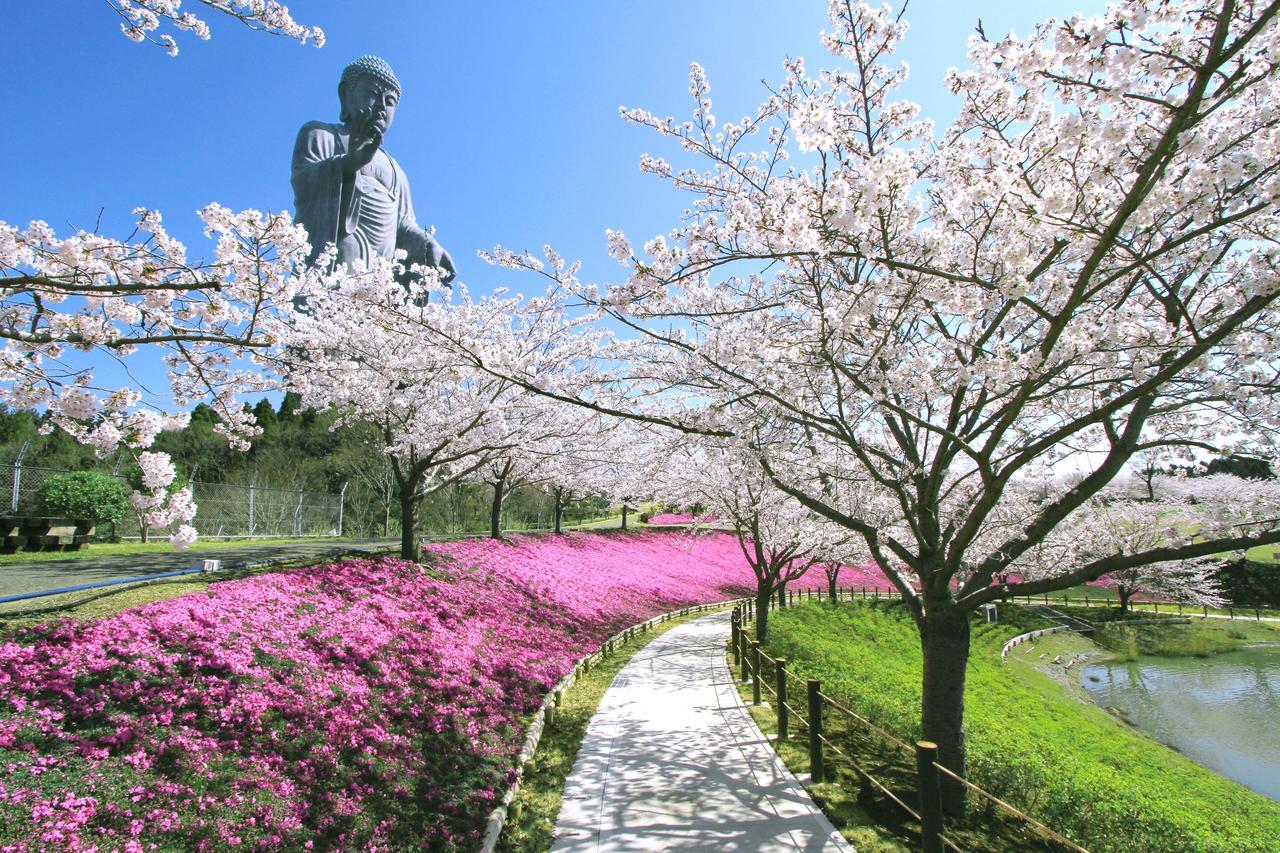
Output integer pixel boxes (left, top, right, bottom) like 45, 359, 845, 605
108, 0, 324, 56
2, 205, 322, 546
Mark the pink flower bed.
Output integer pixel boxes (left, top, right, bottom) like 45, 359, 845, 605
646, 512, 719, 525
0, 531, 892, 850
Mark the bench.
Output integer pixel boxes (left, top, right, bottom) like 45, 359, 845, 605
0, 517, 96, 553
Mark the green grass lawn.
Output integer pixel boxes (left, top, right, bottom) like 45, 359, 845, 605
754, 600, 1280, 852
0, 580, 214, 634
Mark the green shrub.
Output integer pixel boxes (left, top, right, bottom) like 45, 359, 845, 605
31, 472, 128, 523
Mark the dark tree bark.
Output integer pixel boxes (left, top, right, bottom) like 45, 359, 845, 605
489, 474, 506, 540
776, 582, 787, 609
754, 587, 771, 642
919, 602, 972, 817
389, 446, 427, 562
398, 491, 421, 562
553, 487, 564, 534
1117, 585, 1133, 613
621, 504, 629, 530
382, 482, 392, 537
827, 567, 839, 601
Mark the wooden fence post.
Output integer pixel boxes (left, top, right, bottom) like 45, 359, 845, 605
776, 658, 789, 741
740, 628, 750, 682
916, 741, 945, 853
808, 679, 824, 783
731, 612, 740, 666
751, 642, 762, 705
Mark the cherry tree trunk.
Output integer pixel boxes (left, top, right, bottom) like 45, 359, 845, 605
1118, 586, 1133, 613
621, 504, 628, 530
399, 496, 420, 562
553, 498, 563, 534
919, 604, 972, 817
489, 476, 506, 540
382, 486, 391, 537
755, 588, 771, 642
827, 572, 838, 601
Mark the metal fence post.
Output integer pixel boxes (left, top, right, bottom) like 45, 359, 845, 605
9, 460, 19, 514
808, 679, 824, 783
776, 658, 788, 741
916, 741, 944, 853
293, 488, 305, 536
337, 482, 347, 536
751, 641, 761, 705
247, 480, 256, 537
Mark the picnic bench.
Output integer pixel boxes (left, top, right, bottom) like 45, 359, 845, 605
0, 517, 95, 553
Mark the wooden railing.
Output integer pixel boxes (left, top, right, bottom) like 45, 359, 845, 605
731, 592, 1091, 853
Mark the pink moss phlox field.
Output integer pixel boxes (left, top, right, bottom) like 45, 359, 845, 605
0, 531, 889, 850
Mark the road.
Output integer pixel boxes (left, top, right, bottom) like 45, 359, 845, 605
0, 538, 398, 603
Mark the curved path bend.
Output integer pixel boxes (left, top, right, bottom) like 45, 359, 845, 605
552, 610, 852, 852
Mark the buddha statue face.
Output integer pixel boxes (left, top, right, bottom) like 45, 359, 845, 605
339, 74, 399, 137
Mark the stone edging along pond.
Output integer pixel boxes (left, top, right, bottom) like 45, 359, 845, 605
480, 597, 747, 852
1000, 625, 1074, 660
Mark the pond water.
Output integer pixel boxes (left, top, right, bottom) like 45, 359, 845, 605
1081, 646, 1280, 801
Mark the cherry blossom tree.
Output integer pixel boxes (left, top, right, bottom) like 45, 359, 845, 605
1, 205, 318, 545
515, 410, 626, 535
285, 268, 607, 558
284, 270, 518, 559
442, 0, 1280, 807
1065, 473, 1280, 609
470, 401, 585, 539
2, 3, 325, 545
651, 437, 836, 640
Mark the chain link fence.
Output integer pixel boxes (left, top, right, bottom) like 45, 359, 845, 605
0, 461, 343, 539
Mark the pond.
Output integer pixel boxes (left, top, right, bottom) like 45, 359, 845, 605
1081, 645, 1280, 801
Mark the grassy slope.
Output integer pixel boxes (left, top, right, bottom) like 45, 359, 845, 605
763, 601, 1280, 853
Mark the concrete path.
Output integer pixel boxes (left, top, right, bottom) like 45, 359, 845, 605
552, 610, 852, 852
0, 538, 398, 604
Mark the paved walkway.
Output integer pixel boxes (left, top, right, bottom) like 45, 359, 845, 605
0, 538, 399, 603
552, 610, 851, 852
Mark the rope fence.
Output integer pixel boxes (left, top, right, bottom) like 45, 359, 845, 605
730, 589, 1092, 853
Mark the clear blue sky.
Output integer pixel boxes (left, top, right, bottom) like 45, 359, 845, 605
2, 1, 1104, 408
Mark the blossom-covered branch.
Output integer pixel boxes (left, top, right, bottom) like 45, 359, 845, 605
106, 0, 325, 56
